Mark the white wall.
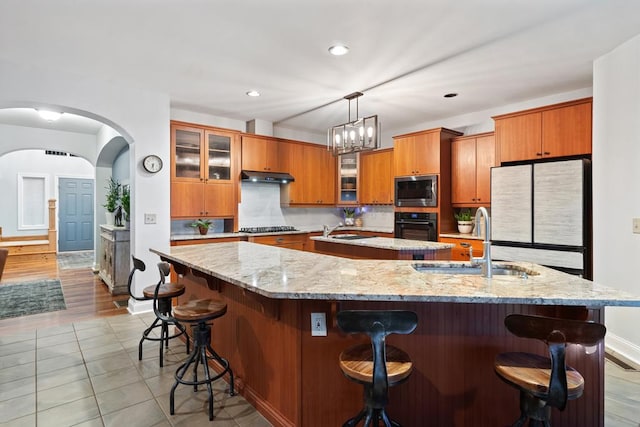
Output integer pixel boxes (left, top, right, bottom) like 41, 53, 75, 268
0, 149, 93, 236
593, 34, 640, 364
0, 123, 98, 161
0, 59, 170, 312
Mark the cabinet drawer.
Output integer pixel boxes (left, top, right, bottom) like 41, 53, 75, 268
439, 237, 483, 261
249, 234, 307, 247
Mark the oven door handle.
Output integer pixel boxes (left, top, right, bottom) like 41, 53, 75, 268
397, 221, 435, 226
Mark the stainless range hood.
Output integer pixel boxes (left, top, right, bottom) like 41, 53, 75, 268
241, 170, 295, 184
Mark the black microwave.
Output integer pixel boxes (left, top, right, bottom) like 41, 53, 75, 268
395, 175, 437, 207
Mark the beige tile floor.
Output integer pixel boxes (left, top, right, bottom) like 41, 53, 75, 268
2, 311, 640, 426
0, 313, 272, 427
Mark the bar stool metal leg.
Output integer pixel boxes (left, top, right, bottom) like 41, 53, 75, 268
170, 321, 234, 421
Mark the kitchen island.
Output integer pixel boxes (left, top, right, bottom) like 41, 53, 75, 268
151, 242, 640, 427
310, 235, 453, 260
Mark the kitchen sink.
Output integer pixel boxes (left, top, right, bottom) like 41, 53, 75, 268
330, 234, 374, 240
412, 263, 538, 277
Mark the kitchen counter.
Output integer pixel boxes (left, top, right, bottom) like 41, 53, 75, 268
170, 226, 394, 242
311, 235, 453, 251
150, 242, 639, 426
439, 231, 484, 240
151, 241, 640, 306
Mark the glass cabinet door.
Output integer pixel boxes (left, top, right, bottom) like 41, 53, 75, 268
338, 153, 358, 204
206, 131, 231, 181
174, 128, 203, 179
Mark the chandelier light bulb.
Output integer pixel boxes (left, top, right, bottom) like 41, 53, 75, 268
359, 126, 365, 137
349, 130, 356, 142
335, 133, 341, 145
367, 126, 374, 138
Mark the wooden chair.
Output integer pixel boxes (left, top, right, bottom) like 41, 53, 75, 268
0, 248, 8, 282
127, 256, 189, 367
337, 310, 418, 427
494, 314, 606, 426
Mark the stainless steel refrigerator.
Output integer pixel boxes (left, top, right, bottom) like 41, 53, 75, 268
490, 158, 592, 278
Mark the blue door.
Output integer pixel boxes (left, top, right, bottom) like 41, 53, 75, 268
59, 178, 94, 252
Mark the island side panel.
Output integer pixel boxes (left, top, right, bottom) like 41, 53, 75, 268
174, 266, 604, 426
300, 300, 604, 427
177, 271, 303, 427
312, 239, 451, 260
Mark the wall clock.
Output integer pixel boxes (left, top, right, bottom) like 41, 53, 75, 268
142, 155, 163, 173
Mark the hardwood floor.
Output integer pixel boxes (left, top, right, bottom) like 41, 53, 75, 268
0, 255, 127, 335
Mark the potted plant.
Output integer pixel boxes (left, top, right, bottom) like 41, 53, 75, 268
191, 219, 213, 235
454, 208, 474, 234
343, 207, 356, 226
103, 177, 121, 226
121, 185, 130, 227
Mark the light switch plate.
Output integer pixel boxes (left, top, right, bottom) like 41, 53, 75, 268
144, 213, 157, 224
311, 312, 327, 336
634, 218, 640, 234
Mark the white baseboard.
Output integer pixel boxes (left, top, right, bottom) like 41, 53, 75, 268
605, 332, 640, 368
127, 298, 153, 315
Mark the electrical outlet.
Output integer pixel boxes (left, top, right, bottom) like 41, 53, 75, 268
311, 312, 327, 337
144, 213, 157, 224
634, 218, 640, 234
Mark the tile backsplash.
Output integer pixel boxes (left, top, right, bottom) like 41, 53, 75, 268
239, 182, 394, 230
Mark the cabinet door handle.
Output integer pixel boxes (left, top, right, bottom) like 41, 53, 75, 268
543, 151, 551, 155
536, 152, 543, 156
276, 238, 284, 243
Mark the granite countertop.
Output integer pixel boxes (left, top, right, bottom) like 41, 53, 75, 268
170, 226, 395, 241
150, 241, 640, 307
311, 236, 454, 251
439, 232, 484, 240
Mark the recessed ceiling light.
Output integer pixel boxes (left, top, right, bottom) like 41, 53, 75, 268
443, 93, 458, 98
37, 109, 63, 121
328, 44, 349, 56
246, 90, 261, 97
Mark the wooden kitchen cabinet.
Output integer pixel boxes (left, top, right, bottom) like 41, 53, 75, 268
393, 128, 463, 176
280, 141, 335, 205
241, 135, 282, 172
170, 122, 240, 219
337, 153, 359, 205
451, 132, 495, 206
495, 98, 592, 163
360, 148, 394, 204
439, 236, 483, 261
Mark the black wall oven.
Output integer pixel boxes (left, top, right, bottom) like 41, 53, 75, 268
394, 212, 438, 242
395, 175, 437, 207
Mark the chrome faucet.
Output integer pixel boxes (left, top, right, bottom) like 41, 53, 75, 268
323, 222, 343, 237
471, 207, 492, 278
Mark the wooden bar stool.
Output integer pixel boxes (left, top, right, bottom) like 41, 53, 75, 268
167, 296, 235, 421
494, 314, 606, 426
127, 256, 189, 367
337, 310, 418, 427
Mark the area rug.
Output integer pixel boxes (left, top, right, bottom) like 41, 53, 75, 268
57, 250, 94, 270
0, 279, 66, 319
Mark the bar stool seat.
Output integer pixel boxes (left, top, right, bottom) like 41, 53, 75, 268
339, 343, 413, 386
169, 298, 234, 421
337, 310, 418, 427
128, 256, 189, 367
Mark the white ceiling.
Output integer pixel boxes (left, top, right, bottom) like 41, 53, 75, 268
1, 0, 640, 136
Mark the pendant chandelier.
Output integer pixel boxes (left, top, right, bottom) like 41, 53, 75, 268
328, 92, 379, 156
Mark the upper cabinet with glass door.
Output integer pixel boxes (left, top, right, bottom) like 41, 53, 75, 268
171, 123, 236, 183
338, 153, 359, 205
